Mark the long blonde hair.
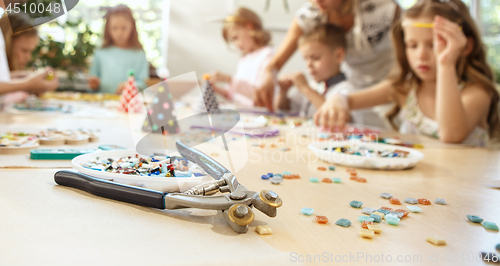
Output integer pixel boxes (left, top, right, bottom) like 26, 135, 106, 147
222, 7, 271, 47
387, 0, 500, 142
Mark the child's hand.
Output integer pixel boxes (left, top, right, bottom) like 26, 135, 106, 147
115, 82, 125, 95
434, 16, 467, 66
290, 72, 308, 91
278, 75, 293, 92
313, 94, 350, 130
88, 76, 100, 90
26, 68, 59, 95
209, 71, 231, 84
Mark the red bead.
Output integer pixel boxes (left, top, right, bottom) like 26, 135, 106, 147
389, 198, 401, 205
380, 206, 393, 212
317, 166, 327, 171
346, 168, 356, 172
394, 209, 410, 217
315, 215, 329, 224
350, 176, 359, 181
361, 221, 373, 229
322, 178, 332, 183
418, 198, 431, 205
356, 177, 367, 183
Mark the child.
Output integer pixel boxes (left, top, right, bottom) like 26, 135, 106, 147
275, 24, 347, 118
88, 4, 149, 94
314, 0, 500, 147
209, 7, 273, 107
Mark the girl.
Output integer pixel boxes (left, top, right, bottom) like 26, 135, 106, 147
314, 0, 500, 147
89, 4, 149, 94
209, 7, 273, 107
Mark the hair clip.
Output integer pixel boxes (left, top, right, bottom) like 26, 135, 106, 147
224, 15, 244, 23
401, 22, 434, 28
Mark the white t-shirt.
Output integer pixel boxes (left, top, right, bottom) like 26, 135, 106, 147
0, 28, 10, 82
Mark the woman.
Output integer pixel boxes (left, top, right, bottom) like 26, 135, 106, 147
257, 0, 400, 126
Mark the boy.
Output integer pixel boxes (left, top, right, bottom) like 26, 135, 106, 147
275, 24, 347, 118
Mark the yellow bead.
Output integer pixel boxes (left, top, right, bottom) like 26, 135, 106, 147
426, 236, 446, 246
255, 225, 273, 235
367, 224, 382, 233
372, 211, 385, 219
360, 229, 375, 239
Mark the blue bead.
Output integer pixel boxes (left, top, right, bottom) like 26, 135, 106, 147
261, 174, 269, 180
267, 173, 274, 177
370, 214, 382, 223
301, 207, 314, 216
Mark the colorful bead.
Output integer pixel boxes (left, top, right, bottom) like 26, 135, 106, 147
358, 216, 375, 223
300, 207, 314, 216
389, 198, 401, 205
361, 221, 373, 229
495, 243, 500, 251
267, 173, 274, 177
404, 198, 418, 204
350, 172, 358, 177
357, 177, 367, 183
372, 211, 385, 219
380, 192, 393, 199
270, 177, 282, 185
317, 166, 327, 171
328, 166, 336, 171
466, 215, 483, 223
315, 215, 329, 224
377, 208, 391, 215
482, 221, 499, 231
346, 168, 356, 172
362, 207, 376, 215
379, 206, 393, 212
370, 214, 382, 223
350, 200, 363, 208
367, 224, 382, 233
261, 174, 269, 180
418, 198, 431, 205
426, 236, 446, 246
407, 205, 422, 213
385, 214, 400, 225
360, 229, 375, 239
322, 178, 332, 183
394, 209, 410, 217
309, 177, 320, 183
255, 225, 273, 235
282, 171, 292, 175
350, 176, 359, 181
390, 211, 404, 219
332, 178, 342, 183
335, 218, 351, 227
434, 198, 447, 205
283, 174, 300, 179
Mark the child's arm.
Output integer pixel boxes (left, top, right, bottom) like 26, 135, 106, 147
275, 75, 293, 111
209, 72, 232, 84
314, 79, 393, 129
0, 68, 59, 96
291, 72, 325, 109
211, 84, 230, 99
434, 16, 491, 143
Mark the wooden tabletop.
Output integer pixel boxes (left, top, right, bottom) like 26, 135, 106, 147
1, 105, 499, 266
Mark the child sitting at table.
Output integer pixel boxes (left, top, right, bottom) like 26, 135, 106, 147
314, 0, 500, 147
275, 24, 347, 118
88, 4, 149, 94
209, 7, 273, 107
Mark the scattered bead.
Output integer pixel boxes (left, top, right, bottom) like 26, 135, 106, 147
370, 214, 382, 223
350, 200, 363, 208
322, 178, 332, 183
394, 209, 410, 217
350, 176, 359, 181
466, 215, 484, 223
380, 192, 393, 199
255, 225, 273, 235
283, 174, 300, 179
360, 229, 375, 239
362, 207, 376, 215
274, 174, 283, 179
407, 205, 422, 213
317, 166, 327, 171
328, 166, 336, 171
335, 218, 351, 227
267, 173, 274, 177
418, 198, 431, 205
280, 147, 290, 152
315, 215, 329, 224
356, 177, 367, 183
361, 221, 373, 229
496, 244, 500, 252
426, 236, 446, 246
358, 216, 375, 223
376, 208, 391, 215
367, 224, 382, 233
390, 211, 404, 219
434, 198, 447, 205
346, 168, 356, 172
261, 174, 269, 180
389, 198, 401, 205
372, 212, 385, 220
385, 214, 400, 225
350, 172, 358, 177
301, 207, 315, 216
309, 177, 320, 183
332, 178, 341, 183
482, 221, 499, 231
404, 198, 418, 204
282, 171, 292, 175
270, 178, 282, 185
379, 207, 393, 212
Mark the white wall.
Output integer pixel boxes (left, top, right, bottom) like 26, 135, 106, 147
166, 0, 307, 81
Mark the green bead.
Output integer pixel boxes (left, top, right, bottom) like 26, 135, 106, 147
335, 218, 351, 227
309, 177, 319, 183
482, 221, 499, 231
357, 216, 375, 223
466, 215, 483, 223
332, 178, 341, 183
328, 166, 336, 171
350, 200, 363, 208
370, 214, 381, 223
407, 205, 422, 213
377, 208, 390, 215
385, 215, 400, 226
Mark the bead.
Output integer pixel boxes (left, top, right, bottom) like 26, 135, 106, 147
335, 218, 351, 227
466, 215, 483, 223
350, 176, 359, 181
426, 236, 446, 246
496, 243, 500, 252
376, 209, 391, 215
418, 198, 431, 205
358, 216, 375, 223
407, 205, 422, 213
404, 198, 418, 204
357, 177, 367, 183
329, 166, 336, 171
370, 214, 382, 223
300, 207, 314, 216
394, 209, 410, 217
267, 173, 274, 177
362, 207, 376, 215
361, 221, 373, 229
390, 211, 404, 219
379, 206, 393, 212
350, 200, 363, 208
434, 198, 447, 205
322, 178, 332, 183
367, 224, 382, 233
280, 147, 290, 152
273, 174, 283, 179
350, 172, 358, 177
255, 225, 273, 235
283, 174, 300, 179
385, 214, 400, 225
360, 229, 375, 239
317, 166, 327, 171
372, 211, 385, 219
315, 215, 329, 224
309, 177, 320, 183
482, 221, 499, 231
380, 192, 393, 199
282, 171, 292, 175
270, 177, 282, 185
261, 174, 269, 180
332, 178, 342, 183
389, 198, 401, 205
346, 168, 356, 172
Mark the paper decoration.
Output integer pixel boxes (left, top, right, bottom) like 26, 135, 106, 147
142, 80, 180, 135
118, 70, 142, 113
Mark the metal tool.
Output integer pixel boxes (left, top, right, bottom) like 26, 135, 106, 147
54, 140, 282, 233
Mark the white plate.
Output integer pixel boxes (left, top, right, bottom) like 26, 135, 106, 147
72, 150, 213, 192
308, 141, 424, 170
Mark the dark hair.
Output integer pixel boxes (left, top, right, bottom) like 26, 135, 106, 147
102, 4, 143, 50
299, 24, 346, 51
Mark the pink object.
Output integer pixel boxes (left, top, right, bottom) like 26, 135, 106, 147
118, 75, 142, 113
